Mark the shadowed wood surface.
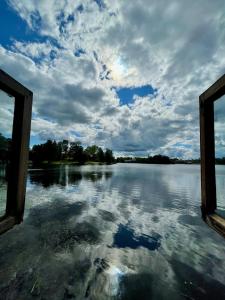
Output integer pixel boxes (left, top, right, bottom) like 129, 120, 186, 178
0, 216, 16, 235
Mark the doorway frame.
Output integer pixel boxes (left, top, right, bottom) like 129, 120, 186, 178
200, 73, 225, 237
0, 69, 32, 234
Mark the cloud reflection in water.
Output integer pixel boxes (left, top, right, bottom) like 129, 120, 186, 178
0, 164, 225, 299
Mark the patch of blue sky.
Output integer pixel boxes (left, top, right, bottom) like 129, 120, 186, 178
115, 85, 157, 106
165, 100, 172, 106
91, 123, 102, 129
2, 133, 12, 139
93, 51, 99, 62
57, 11, 75, 35
171, 150, 184, 159
173, 142, 192, 149
0, 1, 33, 47
93, 0, 106, 10
109, 12, 116, 17
215, 147, 225, 158
31, 112, 39, 119
30, 10, 42, 31
29, 135, 42, 147
0, 1, 62, 50
74, 48, 86, 57
49, 50, 57, 60
77, 4, 84, 13
70, 130, 83, 138
67, 14, 75, 22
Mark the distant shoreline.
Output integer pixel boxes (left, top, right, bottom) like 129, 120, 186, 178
28, 160, 116, 167
27, 160, 225, 168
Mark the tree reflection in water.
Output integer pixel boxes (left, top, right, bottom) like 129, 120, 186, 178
29, 165, 113, 187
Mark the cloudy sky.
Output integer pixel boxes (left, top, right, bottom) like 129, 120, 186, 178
0, 0, 225, 158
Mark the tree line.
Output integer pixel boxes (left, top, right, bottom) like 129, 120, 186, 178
29, 139, 115, 165
0, 133, 11, 163
0, 132, 223, 166
116, 155, 172, 164
116, 155, 201, 164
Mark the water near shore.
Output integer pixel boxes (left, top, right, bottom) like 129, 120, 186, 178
0, 163, 225, 299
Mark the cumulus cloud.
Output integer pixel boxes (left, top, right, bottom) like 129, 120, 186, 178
1, 0, 225, 157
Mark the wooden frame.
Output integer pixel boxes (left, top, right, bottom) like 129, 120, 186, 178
0, 69, 32, 234
200, 73, 225, 237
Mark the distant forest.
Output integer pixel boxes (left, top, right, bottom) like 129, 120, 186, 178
1, 132, 225, 165
29, 139, 115, 165
116, 155, 200, 164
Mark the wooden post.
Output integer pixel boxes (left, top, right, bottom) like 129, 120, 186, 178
199, 98, 216, 214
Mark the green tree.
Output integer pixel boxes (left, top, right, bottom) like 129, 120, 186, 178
30, 139, 61, 163
85, 145, 98, 161
96, 147, 105, 162
62, 140, 69, 158
43, 140, 59, 161
69, 141, 84, 163
104, 148, 114, 164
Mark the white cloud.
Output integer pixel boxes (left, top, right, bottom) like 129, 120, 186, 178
1, 0, 225, 157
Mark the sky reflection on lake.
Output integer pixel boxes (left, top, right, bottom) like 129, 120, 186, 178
0, 164, 225, 299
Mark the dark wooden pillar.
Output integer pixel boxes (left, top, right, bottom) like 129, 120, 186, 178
199, 98, 216, 214
6, 94, 32, 221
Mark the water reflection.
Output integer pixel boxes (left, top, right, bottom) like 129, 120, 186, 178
0, 164, 225, 299
29, 165, 113, 187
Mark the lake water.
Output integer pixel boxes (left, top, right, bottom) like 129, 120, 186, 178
0, 163, 225, 299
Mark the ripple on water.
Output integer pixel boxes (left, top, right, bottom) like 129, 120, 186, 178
0, 164, 225, 299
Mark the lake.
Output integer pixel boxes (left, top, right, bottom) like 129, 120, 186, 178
0, 163, 225, 299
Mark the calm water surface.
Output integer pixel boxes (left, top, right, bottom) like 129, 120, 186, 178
0, 164, 225, 299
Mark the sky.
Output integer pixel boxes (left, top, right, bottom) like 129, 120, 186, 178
0, 0, 225, 158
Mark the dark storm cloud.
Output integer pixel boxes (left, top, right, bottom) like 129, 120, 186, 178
38, 84, 106, 125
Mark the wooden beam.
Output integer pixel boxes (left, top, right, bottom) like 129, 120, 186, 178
200, 74, 225, 103
0, 69, 32, 97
